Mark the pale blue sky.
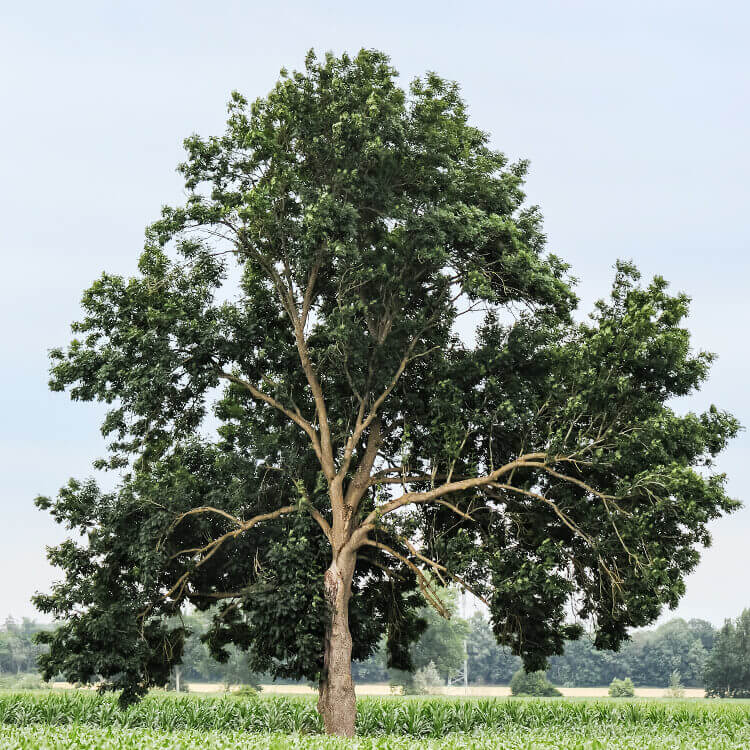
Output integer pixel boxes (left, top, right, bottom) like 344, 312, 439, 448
1, 1, 747, 625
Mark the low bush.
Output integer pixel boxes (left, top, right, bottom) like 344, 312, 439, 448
609, 677, 635, 697
509, 670, 562, 697
666, 670, 685, 698
413, 662, 443, 695
234, 685, 259, 698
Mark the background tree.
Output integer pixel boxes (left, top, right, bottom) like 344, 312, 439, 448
387, 587, 469, 690
34, 49, 739, 736
466, 612, 520, 684
412, 661, 443, 695
548, 618, 711, 688
704, 610, 750, 698
173, 610, 263, 688
411, 589, 469, 683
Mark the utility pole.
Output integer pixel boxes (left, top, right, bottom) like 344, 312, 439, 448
446, 588, 470, 694
461, 589, 468, 695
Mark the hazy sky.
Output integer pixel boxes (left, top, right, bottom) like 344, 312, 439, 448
1, 1, 748, 627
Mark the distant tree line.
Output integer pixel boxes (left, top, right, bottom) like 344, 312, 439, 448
0, 617, 48, 675
546, 617, 714, 687
353, 609, 716, 688
5, 606, 749, 693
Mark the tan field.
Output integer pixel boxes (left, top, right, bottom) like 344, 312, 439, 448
183, 682, 705, 698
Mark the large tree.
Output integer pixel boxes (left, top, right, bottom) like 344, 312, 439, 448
35, 49, 738, 735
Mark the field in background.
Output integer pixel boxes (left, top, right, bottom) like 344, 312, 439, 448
181, 682, 706, 698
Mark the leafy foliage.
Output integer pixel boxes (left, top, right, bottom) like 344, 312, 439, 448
0, 618, 49, 677
546, 617, 713, 688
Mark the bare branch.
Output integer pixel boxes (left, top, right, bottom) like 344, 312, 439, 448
167, 505, 244, 535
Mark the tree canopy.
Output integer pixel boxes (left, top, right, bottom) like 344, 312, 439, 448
34, 49, 739, 734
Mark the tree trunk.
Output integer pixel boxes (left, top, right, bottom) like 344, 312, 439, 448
317, 555, 357, 736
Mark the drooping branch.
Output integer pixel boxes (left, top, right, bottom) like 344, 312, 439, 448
484, 483, 597, 553
354, 450, 634, 598
391, 533, 489, 607
346, 496, 476, 555
359, 449, 630, 528
140, 502, 306, 620
483, 482, 627, 592
361, 539, 450, 618
167, 505, 245, 534
362, 535, 489, 618
189, 590, 245, 600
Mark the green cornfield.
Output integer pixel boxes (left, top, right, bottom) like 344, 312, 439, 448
1, 692, 749, 748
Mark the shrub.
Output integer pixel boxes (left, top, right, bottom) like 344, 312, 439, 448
609, 677, 635, 697
413, 661, 443, 695
666, 670, 685, 698
233, 684, 259, 698
510, 669, 562, 697
388, 669, 413, 695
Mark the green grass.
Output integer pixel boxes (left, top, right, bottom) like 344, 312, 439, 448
1, 692, 749, 748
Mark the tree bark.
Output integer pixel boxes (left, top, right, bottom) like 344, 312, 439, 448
317, 554, 357, 736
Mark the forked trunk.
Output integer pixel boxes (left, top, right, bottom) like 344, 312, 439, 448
318, 555, 357, 736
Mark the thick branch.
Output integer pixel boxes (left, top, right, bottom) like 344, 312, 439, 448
169, 504, 299, 564
235, 236, 335, 479
360, 454, 548, 527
